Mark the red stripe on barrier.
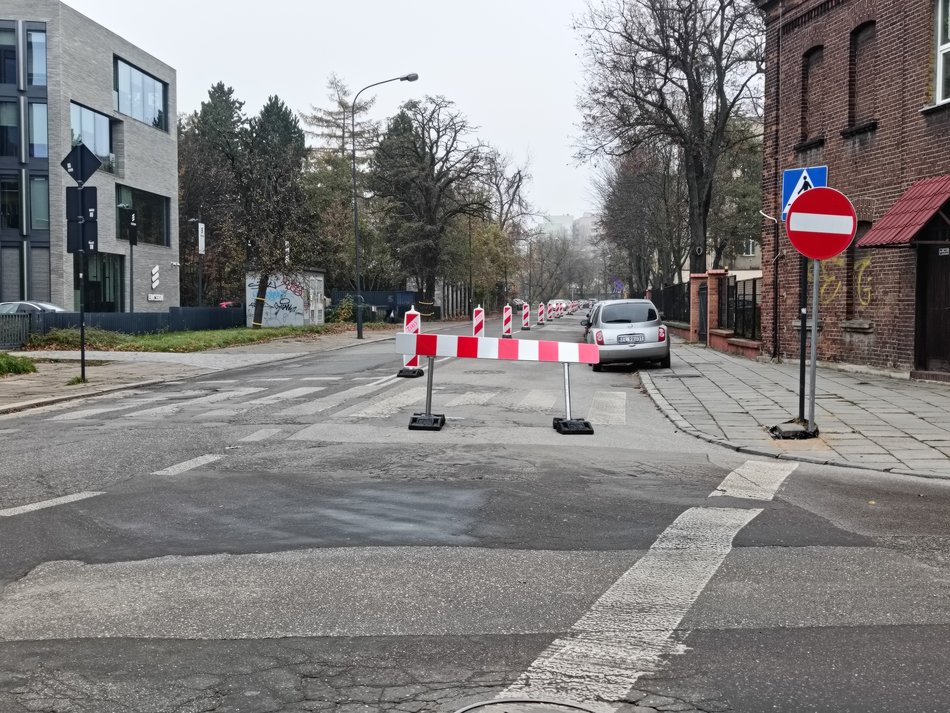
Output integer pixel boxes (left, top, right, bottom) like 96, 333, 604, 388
457, 335, 479, 359
538, 341, 559, 362
416, 333, 438, 356
578, 343, 600, 364
498, 338, 519, 360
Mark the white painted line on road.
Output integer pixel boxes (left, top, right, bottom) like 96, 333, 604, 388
247, 377, 292, 382
445, 391, 496, 407
152, 454, 223, 476
131, 388, 265, 418
198, 380, 237, 385
239, 428, 283, 442
342, 386, 427, 418
517, 390, 558, 411
279, 375, 401, 417
587, 391, 627, 425
48, 392, 200, 421
503, 506, 761, 709
0, 492, 105, 518
244, 386, 325, 406
301, 376, 342, 381
709, 460, 798, 501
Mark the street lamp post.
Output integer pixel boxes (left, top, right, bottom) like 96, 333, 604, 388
351, 72, 418, 339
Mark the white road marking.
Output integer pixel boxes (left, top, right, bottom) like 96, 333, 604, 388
48, 392, 200, 421
342, 387, 427, 418
445, 391, 496, 407
278, 375, 400, 417
301, 376, 342, 381
0, 492, 105, 518
199, 409, 240, 420
247, 377, 292, 382
517, 390, 558, 411
198, 380, 237, 385
244, 386, 325, 406
709, 460, 798, 501
503, 459, 791, 710
586, 391, 627, 425
152, 454, 223, 476
239, 428, 283, 442
131, 388, 265, 418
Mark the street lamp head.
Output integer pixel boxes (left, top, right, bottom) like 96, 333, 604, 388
401, 73, 419, 82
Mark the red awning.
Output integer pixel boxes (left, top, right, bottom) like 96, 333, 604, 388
857, 175, 950, 247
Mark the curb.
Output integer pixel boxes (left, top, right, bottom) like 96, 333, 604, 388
639, 373, 950, 482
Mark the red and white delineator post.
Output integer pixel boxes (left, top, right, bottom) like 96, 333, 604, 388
397, 305, 425, 378
502, 304, 513, 339
396, 333, 599, 434
547, 302, 555, 322
557, 302, 564, 318
537, 302, 546, 327
521, 302, 531, 331
472, 305, 485, 337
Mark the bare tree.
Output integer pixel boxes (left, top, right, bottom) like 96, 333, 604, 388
577, 0, 764, 274
484, 149, 532, 233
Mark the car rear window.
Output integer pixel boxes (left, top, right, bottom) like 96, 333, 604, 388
600, 303, 657, 324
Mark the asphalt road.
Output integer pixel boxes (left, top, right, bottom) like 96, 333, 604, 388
1, 316, 949, 713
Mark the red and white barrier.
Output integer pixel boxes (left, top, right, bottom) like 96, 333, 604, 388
547, 302, 555, 321
538, 302, 546, 326
396, 333, 600, 364
502, 304, 513, 339
521, 302, 531, 331
402, 305, 421, 369
473, 305, 485, 337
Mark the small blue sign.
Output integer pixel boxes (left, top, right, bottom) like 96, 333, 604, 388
782, 166, 828, 220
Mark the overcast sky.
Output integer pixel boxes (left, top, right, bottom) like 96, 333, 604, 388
64, 0, 600, 221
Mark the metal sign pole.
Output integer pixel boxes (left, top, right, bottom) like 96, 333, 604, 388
424, 356, 435, 416
79, 245, 87, 383
807, 259, 820, 433
562, 362, 572, 420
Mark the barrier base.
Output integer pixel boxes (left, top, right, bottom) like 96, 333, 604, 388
522, 326, 531, 331
409, 412, 446, 431
553, 417, 594, 435
397, 367, 425, 378
502, 334, 512, 339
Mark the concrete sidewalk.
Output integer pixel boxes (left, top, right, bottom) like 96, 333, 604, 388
3, 325, 949, 480
640, 341, 950, 479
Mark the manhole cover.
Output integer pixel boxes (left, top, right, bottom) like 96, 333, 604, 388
451, 700, 596, 713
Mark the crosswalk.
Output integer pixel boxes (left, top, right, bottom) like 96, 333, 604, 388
41, 376, 635, 427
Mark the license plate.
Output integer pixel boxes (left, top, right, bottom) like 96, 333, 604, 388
617, 333, 644, 344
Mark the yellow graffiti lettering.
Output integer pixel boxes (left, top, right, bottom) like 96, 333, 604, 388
855, 254, 872, 307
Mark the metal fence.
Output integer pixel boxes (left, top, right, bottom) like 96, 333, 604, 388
0, 307, 246, 350
718, 276, 761, 341
653, 283, 690, 324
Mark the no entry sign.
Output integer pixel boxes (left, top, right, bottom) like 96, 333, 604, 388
785, 187, 857, 260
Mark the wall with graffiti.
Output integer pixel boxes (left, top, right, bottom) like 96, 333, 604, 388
245, 272, 324, 328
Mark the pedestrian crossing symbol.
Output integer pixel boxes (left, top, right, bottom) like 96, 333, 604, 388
782, 166, 828, 220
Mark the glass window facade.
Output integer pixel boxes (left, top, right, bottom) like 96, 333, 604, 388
70, 103, 113, 172
0, 101, 17, 157
0, 175, 19, 230
114, 58, 167, 130
116, 185, 169, 246
27, 30, 46, 86
29, 103, 47, 158
29, 176, 48, 231
0, 29, 14, 85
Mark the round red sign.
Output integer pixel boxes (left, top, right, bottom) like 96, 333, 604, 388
785, 187, 857, 260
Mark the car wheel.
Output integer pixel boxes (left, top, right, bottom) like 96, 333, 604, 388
659, 352, 671, 368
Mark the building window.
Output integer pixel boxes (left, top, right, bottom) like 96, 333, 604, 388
0, 175, 19, 230
0, 101, 18, 157
27, 30, 46, 87
116, 185, 169, 246
29, 103, 47, 158
849, 23, 876, 126
29, 176, 49, 231
0, 29, 14, 85
742, 238, 757, 257
113, 58, 167, 130
801, 46, 824, 142
938, 0, 950, 102
70, 103, 114, 172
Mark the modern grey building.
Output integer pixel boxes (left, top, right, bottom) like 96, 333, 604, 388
0, 0, 178, 311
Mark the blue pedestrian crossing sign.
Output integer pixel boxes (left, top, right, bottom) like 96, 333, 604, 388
782, 166, 828, 220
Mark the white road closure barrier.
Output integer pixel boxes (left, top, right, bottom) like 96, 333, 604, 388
395, 333, 600, 364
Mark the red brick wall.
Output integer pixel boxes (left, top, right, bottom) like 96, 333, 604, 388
758, 0, 947, 371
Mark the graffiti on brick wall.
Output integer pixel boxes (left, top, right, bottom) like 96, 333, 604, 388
246, 274, 306, 327
815, 253, 873, 309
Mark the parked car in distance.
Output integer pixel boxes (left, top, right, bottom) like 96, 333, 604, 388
0, 301, 67, 314
582, 298, 670, 370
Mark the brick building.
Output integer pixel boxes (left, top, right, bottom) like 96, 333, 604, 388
0, 0, 178, 311
758, 0, 950, 378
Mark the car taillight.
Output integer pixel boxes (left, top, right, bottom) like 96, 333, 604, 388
658, 326, 666, 341
595, 330, 604, 345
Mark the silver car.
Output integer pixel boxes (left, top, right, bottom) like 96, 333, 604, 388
582, 298, 670, 370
